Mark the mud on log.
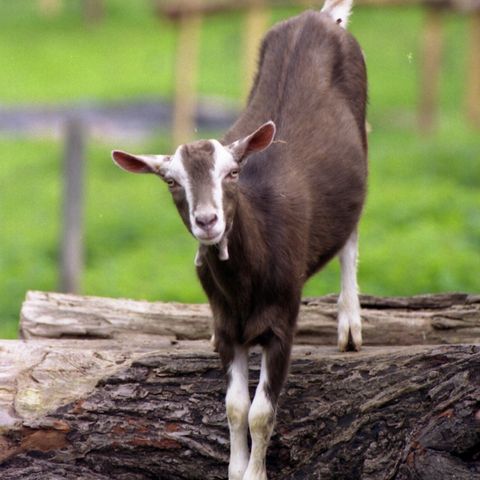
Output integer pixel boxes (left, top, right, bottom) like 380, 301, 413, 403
0, 291, 479, 479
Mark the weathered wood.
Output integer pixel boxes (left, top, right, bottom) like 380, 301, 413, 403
243, 0, 269, 100
466, 11, 480, 128
0, 339, 479, 479
172, 8, 203, 146
20, 291, 480, 345
154, 0, 479, 19
37, 0, 63, 17
83, 0, 105, 25
157, 0, 480, 140
60, 118, 85, 294
419, 6, 444, 133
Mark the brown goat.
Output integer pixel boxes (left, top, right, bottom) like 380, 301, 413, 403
112, 2, 367, 478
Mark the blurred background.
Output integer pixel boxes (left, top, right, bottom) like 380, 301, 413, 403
0, 0, 479, 338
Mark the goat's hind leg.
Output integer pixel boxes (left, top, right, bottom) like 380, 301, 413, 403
337, 229, 362, 351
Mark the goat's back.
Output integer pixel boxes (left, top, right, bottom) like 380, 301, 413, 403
225, 10, 368, 277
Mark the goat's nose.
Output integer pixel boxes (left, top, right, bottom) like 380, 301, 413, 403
195, 213, 218, 229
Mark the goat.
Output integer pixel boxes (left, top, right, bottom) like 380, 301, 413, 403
112, 1, 367, 478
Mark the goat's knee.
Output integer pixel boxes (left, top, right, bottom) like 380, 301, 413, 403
248, 389, 274, 435
226, 392, 250, 431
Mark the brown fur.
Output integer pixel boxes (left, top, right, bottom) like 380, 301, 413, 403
186, 10, 368, 402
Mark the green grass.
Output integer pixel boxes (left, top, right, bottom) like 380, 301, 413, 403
0, 2, 478, 338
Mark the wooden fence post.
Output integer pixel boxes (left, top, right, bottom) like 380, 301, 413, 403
243, 0, 269, 101
466, 11, 480, 128
419, 6, 444, 134
83, 0, 105, 25
37, 0, 62, 16
60, 117, 85, 294
172, 6, 203, 146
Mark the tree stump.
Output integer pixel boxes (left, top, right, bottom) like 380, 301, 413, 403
0, 291, 479, 479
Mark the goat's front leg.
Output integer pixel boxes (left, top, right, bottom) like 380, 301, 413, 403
244, 335, 292, 480
338, 228, 362, 351
224, 345, 251, 480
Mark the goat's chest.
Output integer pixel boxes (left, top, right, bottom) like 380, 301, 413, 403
198, 255, 257, 311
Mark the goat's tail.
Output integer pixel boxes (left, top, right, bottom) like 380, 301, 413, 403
321, 0, 353, 29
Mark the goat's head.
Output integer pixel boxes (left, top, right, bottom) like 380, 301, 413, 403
112, 121, 276, 246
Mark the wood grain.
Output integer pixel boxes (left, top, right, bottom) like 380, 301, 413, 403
0, 339, 479, 479
1, 291, 478, 478
20, 291, 480, 345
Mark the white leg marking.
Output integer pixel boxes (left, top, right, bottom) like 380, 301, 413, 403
226, 347, 250, 480
243, 351, 274, 480
338, 229, 362, 351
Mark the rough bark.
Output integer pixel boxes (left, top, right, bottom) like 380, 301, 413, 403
1, 291, 479, 479
0, 339, 479, 479
21, 290, 480, 345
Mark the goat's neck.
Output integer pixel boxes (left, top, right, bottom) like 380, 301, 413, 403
231, 191, 265, 260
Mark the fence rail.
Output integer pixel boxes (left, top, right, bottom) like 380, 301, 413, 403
153, 0, 480, 142
33, 0, 479, 293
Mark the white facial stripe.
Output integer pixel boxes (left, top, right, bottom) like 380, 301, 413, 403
211, 139, 238, 217
190, 139, 237, 243
165, 145, 195, 217
166, 146, 188, 184
165, 140, 237, 245
210, 140, 226, 229
211, 139, 238, 178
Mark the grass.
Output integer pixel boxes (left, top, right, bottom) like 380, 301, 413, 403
0, 1, 478, 338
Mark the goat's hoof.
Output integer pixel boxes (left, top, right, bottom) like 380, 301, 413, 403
338, 328, 362, 352
229, 462, 248, 480
350, 324, 362, 351
229, 470, 246, 480
242, 470, 267, 480
338, 309, 362, 352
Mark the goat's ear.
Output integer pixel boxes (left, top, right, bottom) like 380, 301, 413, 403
111, 150, 169, 175
228, 121, 276, 164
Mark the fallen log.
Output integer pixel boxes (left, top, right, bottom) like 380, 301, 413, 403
0, 339, 479, 479
21, 290, 480, 345
1, 291, 479, 479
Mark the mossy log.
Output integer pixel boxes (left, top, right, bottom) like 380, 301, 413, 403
0, 291, 479, 479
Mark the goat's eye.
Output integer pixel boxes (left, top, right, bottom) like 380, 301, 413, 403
166, 178, 178, 188
227, 169, 239, 180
